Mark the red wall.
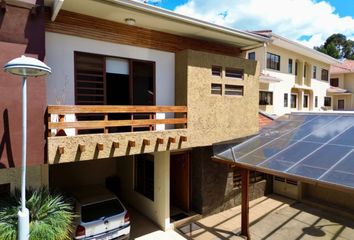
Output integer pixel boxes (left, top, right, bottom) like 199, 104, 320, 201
0, 0, 46, 168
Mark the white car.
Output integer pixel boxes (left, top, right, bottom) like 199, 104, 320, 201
71, 186, 130, 240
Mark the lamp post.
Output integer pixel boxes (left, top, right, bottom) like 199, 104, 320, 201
3, 56, 51, 240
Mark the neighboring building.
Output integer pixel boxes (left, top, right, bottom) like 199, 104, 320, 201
329, 59, 354, 110
44, 0, 269, 230
243, 30, 340, 116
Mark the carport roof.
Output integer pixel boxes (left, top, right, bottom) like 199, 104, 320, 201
213, 113, 354, 192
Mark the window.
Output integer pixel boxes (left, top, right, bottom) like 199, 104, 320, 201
321, 69, 329, 81
288, 59, 293, 74
211, 83, 222, 95
324, 97, 332, 107
315, 96, 318, 108
313, 66, 317, 79
225, 68, 243, 79
259, 91, 273, 105
295, 62, 298, 76
233, 170, 265, 189
304, 64, 307, 78
284, 93, 288, 107
330, 78, 339, 87
291, 94, 297, 108
248, 52, 256, 60
135, 154, 154, 201
266, 52, 280, 70
303, 95, 309, 108
225, 85, 243, 96
212, 66, 222, 77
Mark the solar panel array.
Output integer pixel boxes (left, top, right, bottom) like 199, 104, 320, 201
216, 114, 354, 190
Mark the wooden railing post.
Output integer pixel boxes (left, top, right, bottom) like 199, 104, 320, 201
104, 113, 108, 133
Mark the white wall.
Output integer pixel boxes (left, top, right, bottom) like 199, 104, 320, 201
45, 32, 175, 106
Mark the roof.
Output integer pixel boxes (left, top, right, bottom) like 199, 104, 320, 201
252, 30, 341, 65
330, 59, 354, 74
45, 0, 269, 48
214, 112, 354, 192
327, 86, 352, 95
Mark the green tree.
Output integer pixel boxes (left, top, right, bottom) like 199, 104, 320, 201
314, 33, 354, 60
0, 188, 74, 240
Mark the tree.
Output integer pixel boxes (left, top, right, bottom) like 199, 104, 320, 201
314, 33, 354, 60
0, 188, 74, 240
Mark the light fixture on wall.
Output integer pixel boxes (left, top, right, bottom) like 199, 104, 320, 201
3, 55, 51, 240
125, 18, 136, 26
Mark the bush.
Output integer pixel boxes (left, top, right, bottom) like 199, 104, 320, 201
0, 188, 74, 240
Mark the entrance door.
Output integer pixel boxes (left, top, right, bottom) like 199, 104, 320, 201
338, 99, 345, 110
170, 153, 190, 212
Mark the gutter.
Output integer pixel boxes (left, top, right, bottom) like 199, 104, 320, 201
51, 0, 64, 21
102, 0, 270, 44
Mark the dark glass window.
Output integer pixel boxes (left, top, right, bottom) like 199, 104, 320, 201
266, 53, 280, 70
324, 97, 331, 107
225, 85, 243, 96
315, 96, 318, 108
295, 62, 298, 76
225, 68, 243, 79
211, 83, 222, 95
291, 94, 297, 108
284, 93, 288, 107
303, 95, 309, 108
212, 66, 222, 77
248, 52, 256, 60
135, 154, 154, 201
288, 59, 293, 74
304, 64, 307, 78
321, 69, 329, 81
313, 66, 317, 79
259, 91, 273, 105
330, 78, 339, 87
81, 199, 125, 223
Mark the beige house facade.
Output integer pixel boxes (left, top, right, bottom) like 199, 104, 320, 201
329, 59, 354, 110
244, 31, 340, 116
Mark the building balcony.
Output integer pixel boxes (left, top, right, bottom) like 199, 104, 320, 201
47, 105, 189, 164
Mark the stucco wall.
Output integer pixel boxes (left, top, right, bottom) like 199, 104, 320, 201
176, 49, 259, 146
45, 32, 175, 107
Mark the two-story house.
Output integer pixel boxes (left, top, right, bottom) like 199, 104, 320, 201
329, 59, 354, 110
244, 30, 340, 116
0, 0, 272, 232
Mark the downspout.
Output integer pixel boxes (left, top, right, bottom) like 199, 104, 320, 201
51, 0, 64, 21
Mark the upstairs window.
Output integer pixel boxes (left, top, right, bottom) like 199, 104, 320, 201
313, 66, 317, 79
225, 68, 243, 79
321, 69, 329, 81
304, 64, 307, 78
288, 59, 293, 74
212, 66, 222, 77
295, 62, 298, 76
259, 91, 273, 105
248, 52, 256, 60
267, 53, 280, 70
330, 78, 339, 87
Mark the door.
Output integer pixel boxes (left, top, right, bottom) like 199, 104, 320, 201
170, 153, 190, 212
338, 99, 345, 110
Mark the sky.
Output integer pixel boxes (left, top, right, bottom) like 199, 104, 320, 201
137, 0, 354, 48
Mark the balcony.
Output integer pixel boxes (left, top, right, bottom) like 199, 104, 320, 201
47, 105, 189, 164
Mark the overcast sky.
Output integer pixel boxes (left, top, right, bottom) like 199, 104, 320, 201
136, 0, 354, 48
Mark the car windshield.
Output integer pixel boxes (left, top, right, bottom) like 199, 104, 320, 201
81, 199, 125, 222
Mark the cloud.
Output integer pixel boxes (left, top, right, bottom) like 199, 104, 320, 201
173, 0, 354, 48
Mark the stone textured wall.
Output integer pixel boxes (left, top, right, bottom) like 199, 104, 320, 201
191, 146, 271, 216
176, 49, 260, 147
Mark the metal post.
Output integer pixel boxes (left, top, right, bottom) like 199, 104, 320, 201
18, 76, 29, 240
241, 168, 250, 239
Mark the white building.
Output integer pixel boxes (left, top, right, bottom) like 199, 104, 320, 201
244, 30, 340, 116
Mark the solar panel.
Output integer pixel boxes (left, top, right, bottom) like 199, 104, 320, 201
214, 113, 354, 191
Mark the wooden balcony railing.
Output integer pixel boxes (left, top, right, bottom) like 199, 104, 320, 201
47, 105, 187, 137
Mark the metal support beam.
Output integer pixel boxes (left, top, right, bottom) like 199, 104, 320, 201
241, 168, 250, 239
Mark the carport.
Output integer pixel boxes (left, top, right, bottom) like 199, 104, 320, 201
213, 113, 354, 239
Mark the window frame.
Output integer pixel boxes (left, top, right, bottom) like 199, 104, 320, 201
315, 96, 318, 108
211, 65, 222, 77
266, 52, 281, 71
324, 96, 332, 107
248, 52, 256, 60
330, 78, 339, 87
259, 91, 273, 105
321, 69, 329, 81
225, 67, 244, 79
313, 66, 317, 79
288, 59, 293, 74
291, 93, 297, 109
224, 84, 244, 96
303, 94, 309, 108
211, 83, 222, 95
284, 93, 289, 107
134, 154, 155, 201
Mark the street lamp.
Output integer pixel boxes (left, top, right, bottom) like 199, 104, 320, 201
3, 56, 51, 240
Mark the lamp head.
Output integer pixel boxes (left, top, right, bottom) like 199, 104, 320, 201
3, 55, 51, 77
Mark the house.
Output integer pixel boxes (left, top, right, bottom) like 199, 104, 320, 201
243, 30, 340, 116
1, 0, 272, 231
329, 59, 354, 110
